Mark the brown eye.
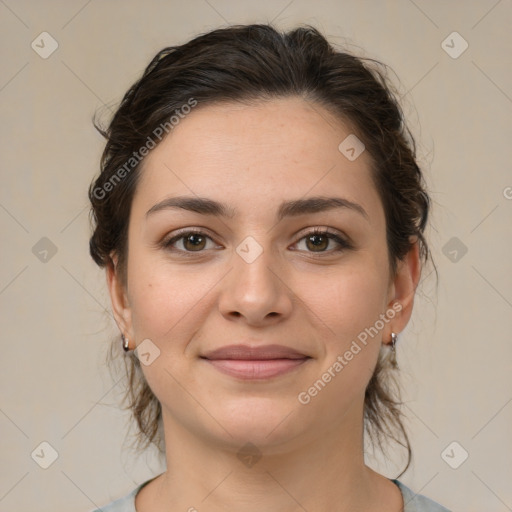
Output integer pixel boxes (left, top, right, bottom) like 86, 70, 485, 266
182, 233, 207, 251
294, 229, 351, 254
164, 230, 216, 253
305, 233, 329, 252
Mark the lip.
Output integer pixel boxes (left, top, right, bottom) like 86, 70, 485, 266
200, 344, 311, 380
201, 344, 309, 360
203, 358, 310, 380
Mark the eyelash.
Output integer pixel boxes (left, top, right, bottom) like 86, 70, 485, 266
161, 227, 352, 257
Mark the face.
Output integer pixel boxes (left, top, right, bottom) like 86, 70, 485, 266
108, 96, 419, 454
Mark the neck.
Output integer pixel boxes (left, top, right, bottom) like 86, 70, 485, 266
137, 401, 402, 512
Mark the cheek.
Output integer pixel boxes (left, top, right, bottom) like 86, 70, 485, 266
301, 262, 389, 344
294, 267, 386, 415
126, 253, 218, 346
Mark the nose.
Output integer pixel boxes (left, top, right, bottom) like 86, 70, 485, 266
217, 241, 294, 326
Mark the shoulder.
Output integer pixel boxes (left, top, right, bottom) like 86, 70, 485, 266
392, 479, 452, 512
87, 481, 146, 512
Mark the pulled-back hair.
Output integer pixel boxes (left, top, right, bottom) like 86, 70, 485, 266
89, 23, 435, 477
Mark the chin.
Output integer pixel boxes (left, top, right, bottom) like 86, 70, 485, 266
209, 397, 310, 450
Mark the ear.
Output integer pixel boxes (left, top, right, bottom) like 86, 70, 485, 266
106, 253, 134, 349
383, 237, 422, 345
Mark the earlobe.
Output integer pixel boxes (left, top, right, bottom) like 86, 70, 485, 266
105, 255, 134, 343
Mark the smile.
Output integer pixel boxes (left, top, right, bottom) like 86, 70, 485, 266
202, 357, 310, 380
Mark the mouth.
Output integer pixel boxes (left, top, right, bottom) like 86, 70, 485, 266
200, 357, 311, 380
199, 344, 312, 380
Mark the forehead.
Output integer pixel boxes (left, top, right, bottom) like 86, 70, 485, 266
132, 97, 383, 224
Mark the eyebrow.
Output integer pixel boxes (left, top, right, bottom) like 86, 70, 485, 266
146, 195, 369, 222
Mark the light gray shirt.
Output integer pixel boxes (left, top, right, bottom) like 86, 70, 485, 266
90, 478, 451, 511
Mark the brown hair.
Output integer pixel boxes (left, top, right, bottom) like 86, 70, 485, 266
89, 23, 436, 477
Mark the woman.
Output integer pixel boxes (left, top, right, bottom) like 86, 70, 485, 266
88, 23, 449, 512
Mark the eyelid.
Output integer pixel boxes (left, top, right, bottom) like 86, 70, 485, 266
293, 225, 345, 240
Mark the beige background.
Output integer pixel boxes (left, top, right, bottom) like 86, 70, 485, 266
1, 1, 511, 511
